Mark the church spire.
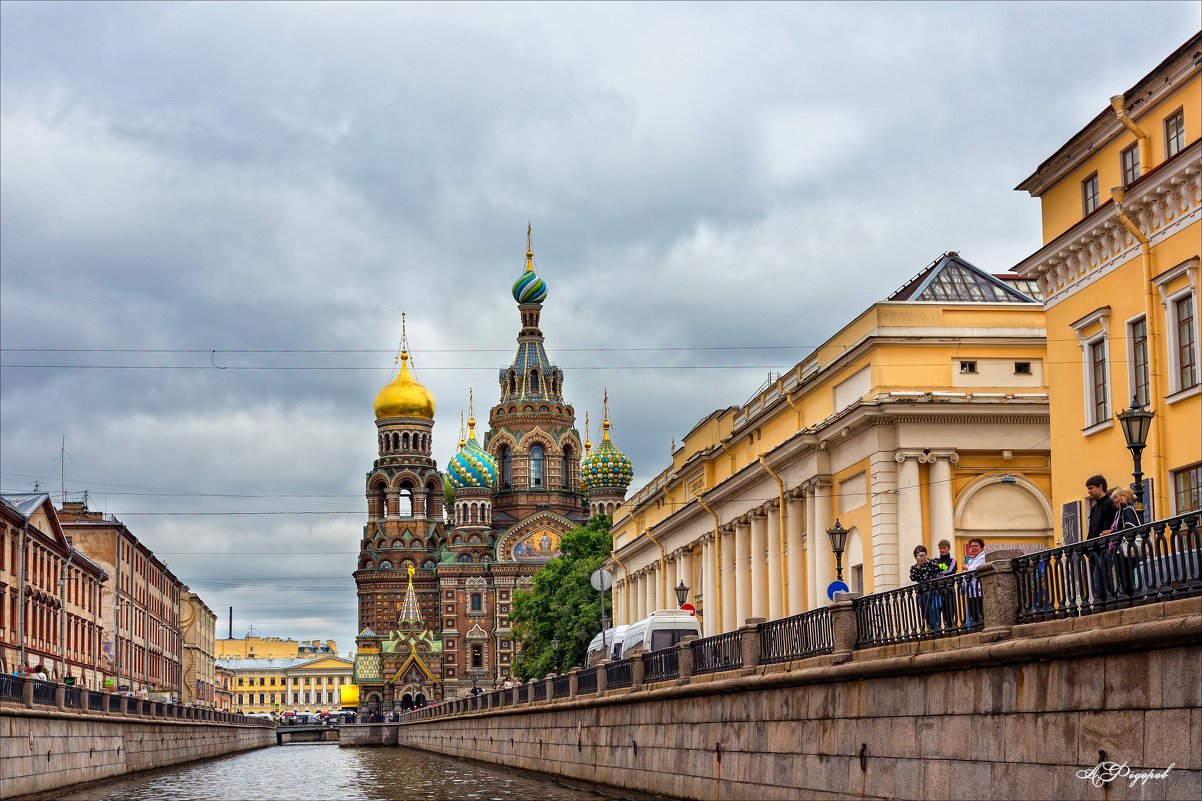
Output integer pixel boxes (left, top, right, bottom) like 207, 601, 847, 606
584, 412, 592, 456
601, 390, 612, 442
397, 564, 423, 628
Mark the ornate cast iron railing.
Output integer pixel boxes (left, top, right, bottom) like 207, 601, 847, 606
854, 571, 978, 647
759, 608, 833, 663
576, 666, 598, 695
642, 646, 679, 683
1014, 512, 1201, 622
690, 630, 743, 675
605, 658, 632, 689
552, 673, 572, 697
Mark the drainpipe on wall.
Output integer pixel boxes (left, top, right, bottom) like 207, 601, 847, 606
1110, 96, 1151, 176
17, 517, 28, 670
719, 439, 736, 473
758, 456, 791, 616
785, 391, 804, 429
643, 528, 668, 610
696, 497, 722, 632
59, 550, 76, 681
1112, 186, 1167, 519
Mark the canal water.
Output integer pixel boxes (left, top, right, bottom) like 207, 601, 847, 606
56, 743, 620, 801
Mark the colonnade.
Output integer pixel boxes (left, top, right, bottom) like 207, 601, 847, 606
612, 450, 964, 635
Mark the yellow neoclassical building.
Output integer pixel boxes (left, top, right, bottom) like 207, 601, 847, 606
220, 655, 353, 715
1013, 32, 1201, 534
610, 254, 1053, 633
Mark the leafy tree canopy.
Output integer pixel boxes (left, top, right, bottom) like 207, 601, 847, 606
510, 515, 613, 680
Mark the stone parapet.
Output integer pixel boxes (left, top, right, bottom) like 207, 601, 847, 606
0, 710, 274, 800
386, 605, 1202, 800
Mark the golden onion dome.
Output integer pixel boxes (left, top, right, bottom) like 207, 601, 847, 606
374, 351, 436, 420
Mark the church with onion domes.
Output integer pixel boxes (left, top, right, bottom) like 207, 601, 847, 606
351, 229, 634, 712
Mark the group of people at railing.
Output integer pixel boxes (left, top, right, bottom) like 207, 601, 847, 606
908, 536, 985, 633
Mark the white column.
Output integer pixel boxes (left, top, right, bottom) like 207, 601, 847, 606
665, 556, 677, 608
767, 502, 784, 620
930, 453, 957, 546
735, 519, 751, 625
613, 581, 623, 626
812, 482, 835, 607
786, 497, 806, 614
642, 569, 654, 617
703, 535, 717, 635
750, 512, 769, 620
722, 527, 738, 633
678, 548, 694, 606
896, 454, 924, 587
806, 486, 819, 609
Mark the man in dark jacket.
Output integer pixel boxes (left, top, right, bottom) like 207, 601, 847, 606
1085, 475, 1117, 539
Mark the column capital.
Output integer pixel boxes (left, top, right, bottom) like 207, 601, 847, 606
895, 449, 959, 464
801, 476, 832, 493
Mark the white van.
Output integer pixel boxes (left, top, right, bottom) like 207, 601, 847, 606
619, 610, 702, 658
585, 624, 628, 666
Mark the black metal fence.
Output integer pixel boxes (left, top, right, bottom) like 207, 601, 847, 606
108, 694, 123, 712
605, 659, 632, 689
64, 686, 82, 708
853, 571, 978, 647
0, 673, 23, 702
1014, 512, 1201, 622
552, 673, 572, 698
760, 608, 833, 664
643, 646, 679, 683
88, 691, 105, 711
32, 679, 56, 705
532, 681, 546, 701
576, 667, 598, 695
691, 630, 742, 675
516, 684, 528, 704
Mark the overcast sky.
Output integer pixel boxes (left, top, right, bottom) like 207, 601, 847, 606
2, 1, 1197, 657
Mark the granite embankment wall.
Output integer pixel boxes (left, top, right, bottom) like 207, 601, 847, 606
389, 598, 1201, 801
339, 721, 399, 746
1, 706, 274, 800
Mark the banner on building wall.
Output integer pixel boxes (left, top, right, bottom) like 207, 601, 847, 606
1061, 501, 1081, 545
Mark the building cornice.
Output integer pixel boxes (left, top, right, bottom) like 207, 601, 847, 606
1013, 139, 1202, 309
1015, 34, 1201, 196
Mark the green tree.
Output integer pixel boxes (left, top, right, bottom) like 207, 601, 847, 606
510, 515, 612, 680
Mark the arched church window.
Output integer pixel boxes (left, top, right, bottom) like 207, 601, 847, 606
530, 444, 544, 488
397, 486, 413, 517
392, 433, 400, 450
402, 432, 410, 450
471, 644, 483, 669
500, 446, 512, 488
508, 372, 516, 395
530, 370, 540, 393
562, 446, 573, 489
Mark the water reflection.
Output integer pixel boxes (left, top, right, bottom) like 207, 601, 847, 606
57, 744, 616, 801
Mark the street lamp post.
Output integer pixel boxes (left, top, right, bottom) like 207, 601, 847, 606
827, 519, 849, 582
674, 580, 689, 607
1117, 396, 1156, 523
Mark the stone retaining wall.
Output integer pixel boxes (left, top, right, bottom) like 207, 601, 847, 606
1, 707, 275, 800
390, 601, 1201, 801
338, 722, 399, 747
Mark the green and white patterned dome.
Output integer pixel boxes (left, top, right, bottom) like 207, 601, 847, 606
581, 399, 633, 493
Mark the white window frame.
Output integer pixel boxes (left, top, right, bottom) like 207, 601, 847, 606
1154, 259, 1200, 401
1125, 313, 1149, 408
1172, 463, 1202, 514
1072, 307, 1112, 434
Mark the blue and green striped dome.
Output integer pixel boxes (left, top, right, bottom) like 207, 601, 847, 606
512, 268, 548, 304
448, 434, 497, 490
581, 438, 633, 493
